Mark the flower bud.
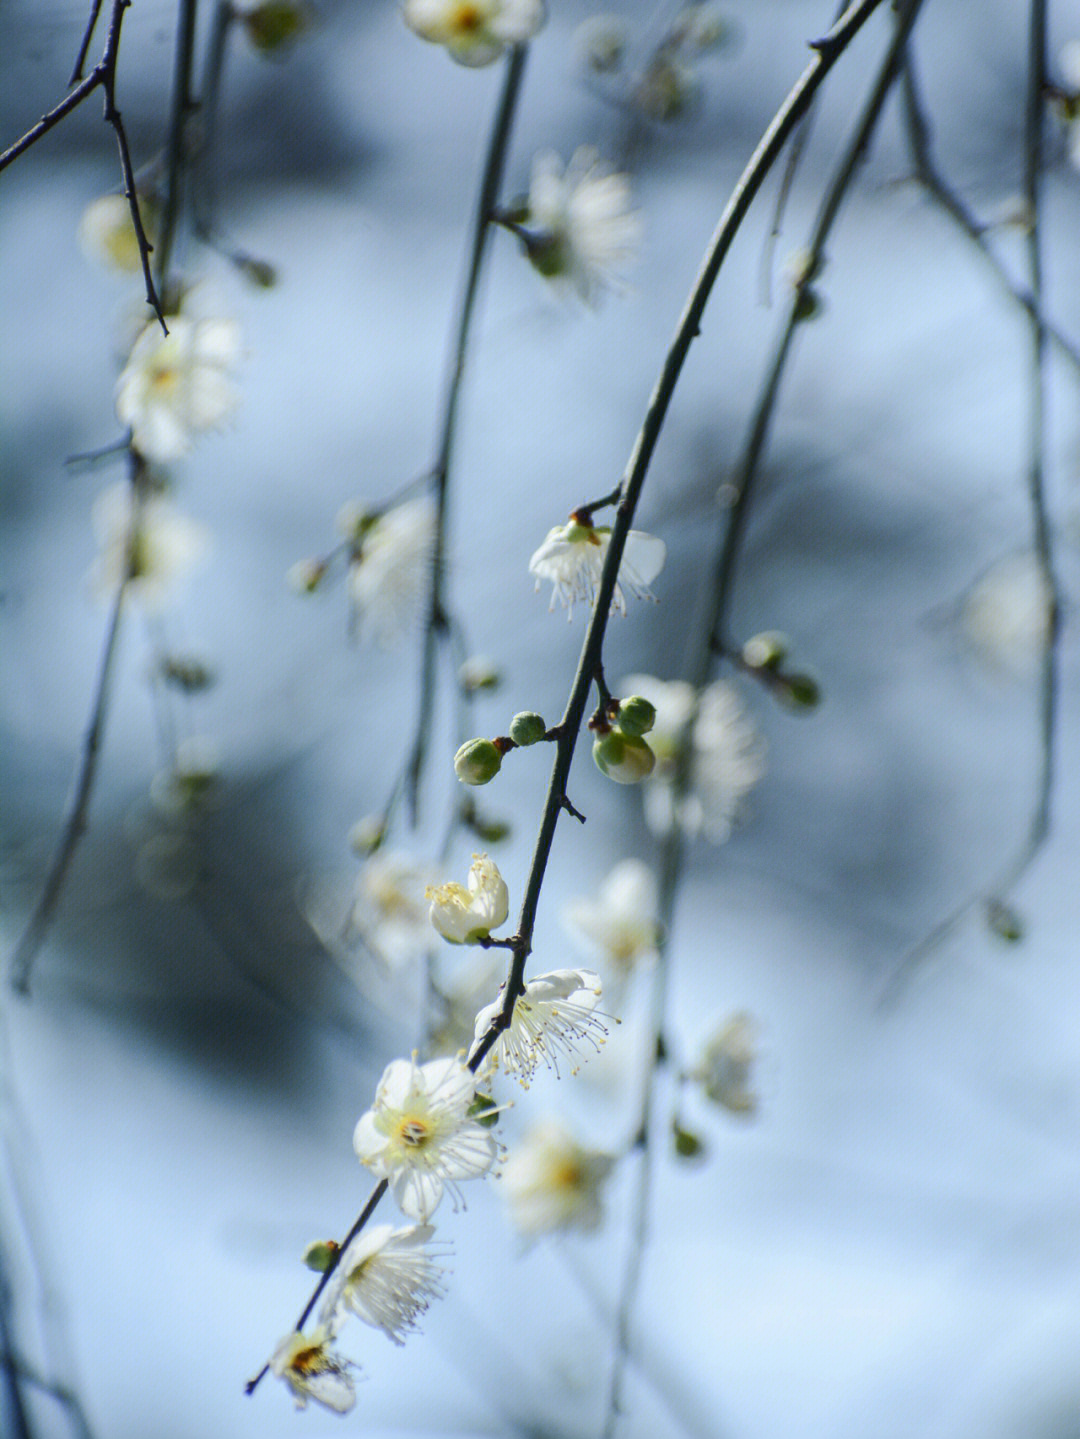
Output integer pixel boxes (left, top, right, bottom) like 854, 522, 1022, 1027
241, 0, 309, 52
778, 672, 821, 710
672, 1122, 705, 1159
348, 814, 386, 856
616, 695, 656, 737
468, 1094, 500, 1128
302, 1240, 339, 1273
593, 730, 656, 784
508, 711, 547, 746
459, 656, 501, 693
741, 630, 787, 671
986, 898, 1023, 943
287, 557, 328, 594
454, 738, 503, 786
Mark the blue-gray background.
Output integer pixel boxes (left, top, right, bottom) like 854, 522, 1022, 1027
2, 1, 1079, 1435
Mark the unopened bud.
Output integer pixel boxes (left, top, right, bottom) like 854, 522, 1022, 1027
241, 1, 309, 53
454, 738, 502, 786
459, 656, 501, 693
778, 673, 821, 710
593, 730, 656, 784
287, 557, 328, 594
986, 898, 1023, 943
348, 815, 386, 856
672, 1122, 705, 1159
616, 695, 656, 737
302, 1240, 339, 1273
468, 1094, 500, 1128
742, 630, 787, 671
508, 711, 547, 746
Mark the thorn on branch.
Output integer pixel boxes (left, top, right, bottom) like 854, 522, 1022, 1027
560, 793, 586, 823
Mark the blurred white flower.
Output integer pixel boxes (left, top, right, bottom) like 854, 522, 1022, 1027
428, 951, 502, 1057
694, 1011, 759, 1116
270, 1327, 355, 1412
574, 13, 627, 72
343, 495, 435, 647
403, 0, 544, 67
501, 1118, 614, 1236
521, 147, 640, 303
426, 853, 509, 945
90, 481, 209, 608
349, 851, 439, 969
115, 314, 240, 463
960, 552, 1053, 677
353, 1054, 497, 1220
621, 673, 765, 842
529, 519, 665, 617
472, 968, 607, 1085
78, 193, 157, 273
319, 1222, 446, 1345
563, 860, 659, 981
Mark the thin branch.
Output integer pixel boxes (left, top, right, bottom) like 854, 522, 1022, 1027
0, 0, 167, 330
880, 0, 1063, 1007
9, 454, 143, 993
70, 0, 106, 84
902, 55, 1080, 374
405, 44, 530, 822
154, 0, 201, 299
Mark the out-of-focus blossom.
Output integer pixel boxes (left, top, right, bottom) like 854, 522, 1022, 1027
115, 314, 240, 463
574, 13, 627, 72
563, 859, 660, 980
519, 148, 640, 303
621, 673, 765, 842
426, 853, 509, 945
318, 1222, 446, 1344
341, 496, 435, 647
90, 481, 209, 607
501, 1118, 614, 1235
694, 1011, 759, 1115
403, 0, 544, 67
472, 969, 607, 1085
353, 1055, 497, 1220
270, 1327, 355, 1412
348, 851, 439, 969
78, 193, 158, 273
960, 552, 1053, 677
529, 520, 665, 617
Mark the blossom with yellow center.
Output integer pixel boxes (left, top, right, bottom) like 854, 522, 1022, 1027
471, 968, 609, 1086
501, 1117, 614, 1236
353, 1054, 497, 1220
115, 314, 240, 463
318, 1222, 447, 1344
403, 0, 545, 66
269, 1326, 355, 1412
529, 519, 665, 617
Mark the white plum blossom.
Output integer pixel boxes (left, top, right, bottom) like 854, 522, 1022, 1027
78, 192, 157, 273
403, 0, 544, 67
318, 1222, 446, 1345
520, 147, 640, 303
621, 673, 765, 842
960, 552, 1053, 678
472, 968, 608, 1085
342, 495, 435, 647
501, 1118, 615, 1236
89, 480, 209, 608
349, 850, 440, 969
270, 1327, 355, 1412
694, 1011, 759, 1115
353, 1054, 497, 1220
426, 853, 509, 945
563, 859, 660, 981
115, 314, 240, 463
529, 519, 665, 617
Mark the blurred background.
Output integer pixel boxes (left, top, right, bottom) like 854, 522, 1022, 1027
2, 0, 1079, 1435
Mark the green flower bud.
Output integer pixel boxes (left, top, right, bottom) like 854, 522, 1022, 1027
302, 1240, 339, 1273
779, 673, 821, 710
454, 738, 502, 786
742, 630, 788, 671
793, 286, 824, 322
617, 695, 656, 737
508, 711, 547, 746
468, 1094, 500, 1128
986, 898, 1023, 943
236, 255, 278, 289
593, 730, 656, 784
672, 1123, 705, 1160
159, 655, 214, 692
242, 1, 309, 53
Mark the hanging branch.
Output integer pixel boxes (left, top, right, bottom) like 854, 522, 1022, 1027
0, 0, 166, 330
247, 1, 890, 1398
153, 0, 200, 299
404, 43, 530, 823
879, 0, 1063, 1007
602, 4, 923, 1431
902, 55, 1080, 374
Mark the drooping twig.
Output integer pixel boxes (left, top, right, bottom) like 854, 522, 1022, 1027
603, 6, 923, 1430
248, 0, 889, 1393
154, 0, 201, 300
404, 43, 530, 823
70, 0, 105, 85
902, 53, 1080, 374
879, 0, 1063, 1007
9, 455, 145, 994
0, 0, 166, 330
